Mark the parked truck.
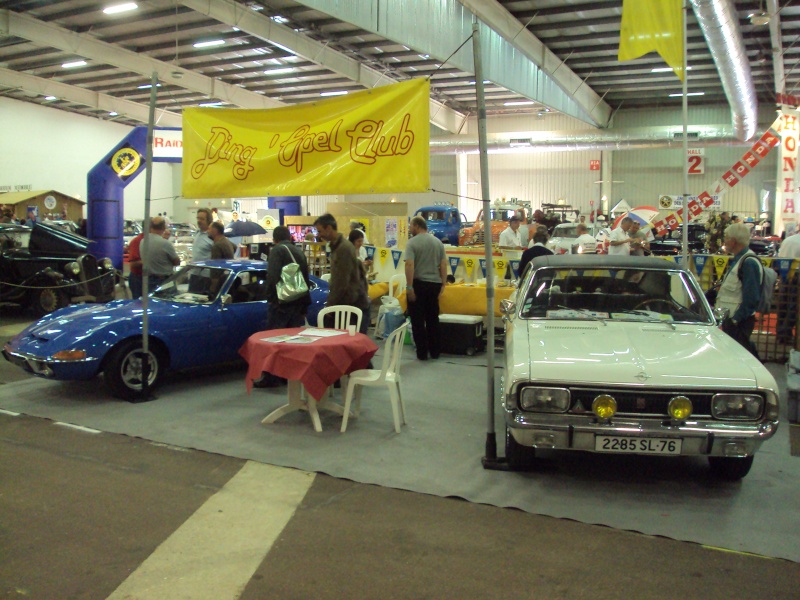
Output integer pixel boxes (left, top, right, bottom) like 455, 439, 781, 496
413, 204, 472, 246
459, 201, 530, 246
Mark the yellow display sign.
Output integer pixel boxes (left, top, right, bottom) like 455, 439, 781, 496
182, 79, 430, 198
713, 255, 730, 279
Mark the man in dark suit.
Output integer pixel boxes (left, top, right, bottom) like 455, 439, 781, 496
518, 227, 554, 277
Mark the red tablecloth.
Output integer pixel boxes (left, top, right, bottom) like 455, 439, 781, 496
239, 327, 378, 400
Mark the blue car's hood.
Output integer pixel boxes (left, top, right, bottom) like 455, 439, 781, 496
22, 298, 188, 343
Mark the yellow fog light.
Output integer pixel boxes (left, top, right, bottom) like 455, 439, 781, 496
668, 396, 693, 420
52, 350, 87, 361
592, 394, 617, 419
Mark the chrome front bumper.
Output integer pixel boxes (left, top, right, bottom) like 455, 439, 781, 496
2, 344, 98, 378
506, 411, 779, 457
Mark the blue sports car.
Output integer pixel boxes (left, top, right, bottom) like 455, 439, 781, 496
2, 260, 329, 401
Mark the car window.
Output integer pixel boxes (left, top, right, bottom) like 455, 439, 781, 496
229, 270, 268, 303
519, 267, 712, 324
553, 225, 578, 239
152, 265, 232, 303
0, 228, 30, 250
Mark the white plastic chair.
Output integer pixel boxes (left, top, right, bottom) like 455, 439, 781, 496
317, 305, 362, 331
374, 273, 406, 337
341, 321, 409, 433
387, 273, 406, 298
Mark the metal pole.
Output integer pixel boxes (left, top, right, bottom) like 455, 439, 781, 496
681, 1, 690, 261
473, 18, 500, 467
138, 71, 159, 402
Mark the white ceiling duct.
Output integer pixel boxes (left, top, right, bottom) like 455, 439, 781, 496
429, 126, 761, 154
690, 0, 758, 141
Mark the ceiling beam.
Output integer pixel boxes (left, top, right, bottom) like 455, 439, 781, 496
180, 0, 465, 133
0, 9, 284, 109
457, 0, 612, 126
0, 67, 182, 126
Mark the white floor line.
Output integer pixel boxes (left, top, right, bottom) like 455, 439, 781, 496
106, 461, 315, 600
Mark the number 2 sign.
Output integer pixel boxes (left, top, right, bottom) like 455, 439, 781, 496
687, 148, 704, 175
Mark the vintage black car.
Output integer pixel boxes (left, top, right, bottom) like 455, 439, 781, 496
0, 222, 118, 315
649, 223, 778, 256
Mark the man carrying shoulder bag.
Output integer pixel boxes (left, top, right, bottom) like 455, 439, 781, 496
254, 226, 312, 388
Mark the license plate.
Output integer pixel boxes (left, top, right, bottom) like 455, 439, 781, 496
594, 436, 681, 455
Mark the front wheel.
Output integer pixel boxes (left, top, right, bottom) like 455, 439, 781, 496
104, 339, 166, 401
708, 455, 754, 481
506, 426, 536, 471
31, 286, 67, 316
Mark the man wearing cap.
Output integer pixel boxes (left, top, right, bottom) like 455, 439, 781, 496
499, 215, 525, 249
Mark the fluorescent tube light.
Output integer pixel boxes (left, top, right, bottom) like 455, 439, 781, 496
199, 102, 224, 107
108, 111, 118, 116
668, 92, 705, 97
652, 66, 692, 73
504, 101, 534, 106
264, 68, 294, 75
137, 83, 162, 89
320, 91, 348, 97
193, 40, 225, 48
62, 60, 87, 69
103, 3, 138, 15
44, 96, 57, 101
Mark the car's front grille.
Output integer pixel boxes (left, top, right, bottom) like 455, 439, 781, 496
568, 386, 716, 417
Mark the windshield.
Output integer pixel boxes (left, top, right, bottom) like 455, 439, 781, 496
519, 266, 713, 324
0, 227, 31, 251
489, 209, 522, 221
552, 225, 579, 239
152, 265, 232, 304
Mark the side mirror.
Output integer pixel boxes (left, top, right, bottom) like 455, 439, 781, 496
713, 307, 728, 325
500, 298, 516, 317
221, 294, 233, 307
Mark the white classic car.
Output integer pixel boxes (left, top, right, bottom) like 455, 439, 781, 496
500, 255, 780, 480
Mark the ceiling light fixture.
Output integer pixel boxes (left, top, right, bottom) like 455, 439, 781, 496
750, 12, 771, 26
199, 102, 225, 107
669, 92, 705, 97
109, 111, 118, 116
272, 15, 289, 24
320, 91, 348, 97
264, 68, 294, 75
652, 66, 692, 73
193, 39, 225, 48
62, 60, 87, 69
504, 101, 534, 106
137, 83, 162, 89
103, 2, 138, 15
44, 96, 57, 101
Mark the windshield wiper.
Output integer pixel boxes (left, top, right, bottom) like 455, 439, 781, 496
621, 310, 676, 330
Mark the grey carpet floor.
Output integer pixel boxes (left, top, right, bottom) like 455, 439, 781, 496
1, 352, 798, 562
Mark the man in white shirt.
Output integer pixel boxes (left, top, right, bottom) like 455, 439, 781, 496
607, 217, 633, 256
192, 208, 214, 261
499, 215, 524, 249
574, 223, 597, 252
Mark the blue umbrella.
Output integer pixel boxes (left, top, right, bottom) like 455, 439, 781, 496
224, 220, 267, 237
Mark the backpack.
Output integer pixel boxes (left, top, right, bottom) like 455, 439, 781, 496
739, 255, 777, 314
276, 245, 309, 303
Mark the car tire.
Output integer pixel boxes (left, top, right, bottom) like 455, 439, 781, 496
505, 426, 536, 471
708, 455, 754, 481
31, 286, 67, 316
104, 339, 166, 401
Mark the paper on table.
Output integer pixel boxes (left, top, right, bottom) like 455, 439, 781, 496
299, 328, 347, 337
261, 334, 301, 343
285, 336, 321, 344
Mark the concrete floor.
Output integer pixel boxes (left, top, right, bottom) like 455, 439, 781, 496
2, 306, 800, 598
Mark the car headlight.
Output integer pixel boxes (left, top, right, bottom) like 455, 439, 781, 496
668, 396, 693, 420
65, 262, 80, 275
519, 387, 570, 412
99, 258, 113, 270
711, 394, 764, 420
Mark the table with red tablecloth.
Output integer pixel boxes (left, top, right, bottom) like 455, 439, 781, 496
239, 327, 378, 431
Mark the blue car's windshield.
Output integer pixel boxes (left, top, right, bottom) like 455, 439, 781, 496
519, 267, 714, 325
152, 265, 232, 303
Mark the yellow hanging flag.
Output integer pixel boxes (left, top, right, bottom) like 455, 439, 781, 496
618, 0, 684, 82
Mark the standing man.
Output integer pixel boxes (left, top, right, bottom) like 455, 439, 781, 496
405, 216, 447, 361
518, 228, 554, 277
627, 221, 650, 256
777, 230, 800, 344
608, 216, 633, 255
127, 230, 145, 298
499, 215, 525, 249
209, 221, 236, 259
574, 223, 597, 252
313, 213, 371, 334
193, 208, 214, 261
141, 216, 180, 292
715, 223, 762, 358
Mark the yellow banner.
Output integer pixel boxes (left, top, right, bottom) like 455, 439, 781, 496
377, 248, 390, 269
618, 0, 684, 82
463, 257, 476, 279
713, 255, 730, 279
182, 79, 430, 198
493, 258, 507, 280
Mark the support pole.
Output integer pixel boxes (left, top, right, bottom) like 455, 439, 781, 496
681, 1, 690, 260
473, 18, 503, 469
137, 71, 159, 402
